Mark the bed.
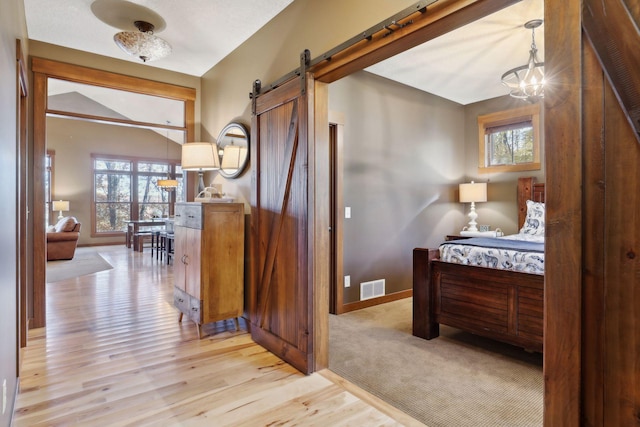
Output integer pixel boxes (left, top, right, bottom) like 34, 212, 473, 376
413, 177, 545, 352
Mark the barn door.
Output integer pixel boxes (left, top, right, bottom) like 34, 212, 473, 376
249, 73, 315, 374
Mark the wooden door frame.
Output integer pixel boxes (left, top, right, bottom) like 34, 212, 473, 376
302, 0, 581, 424
31, 58, 196, 328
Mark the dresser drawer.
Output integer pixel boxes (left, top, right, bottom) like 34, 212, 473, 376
173, 286, 190, 314
175, 203, 203, 229
188, 295, 202, 324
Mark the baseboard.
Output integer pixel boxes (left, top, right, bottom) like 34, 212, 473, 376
340, 289, 412, 314
78, 242, 123, 247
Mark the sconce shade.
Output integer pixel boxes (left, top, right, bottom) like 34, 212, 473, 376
181, 142, 221, 171
459, 182, 487, 203
220, 145, 247, 170
52, 200, 70, 212
113, 21, 172, 62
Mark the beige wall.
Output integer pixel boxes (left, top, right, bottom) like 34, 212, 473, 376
47, 117, 182, 246
201, 0, 417, 208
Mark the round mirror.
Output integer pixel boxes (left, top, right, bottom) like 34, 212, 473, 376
216, 122, 249, 179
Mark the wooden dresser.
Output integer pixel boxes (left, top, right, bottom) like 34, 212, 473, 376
173, 202, 245, 338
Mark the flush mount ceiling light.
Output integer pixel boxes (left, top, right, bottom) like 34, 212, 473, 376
113, 20, 172, 62
501, 19, 545, 103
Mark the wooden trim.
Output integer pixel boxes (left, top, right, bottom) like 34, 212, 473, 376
310, 0, 520, 84
477, 103, 541, 173
312, 78, 330, 371
580, 38, 606, 427
329, 114, 345, 315
32, 59, 197, 329
31, 57, 196, 100
46, 110, 186, 131
543, 0, 583, 425
341, 290, 413, 314
32, 73, 47, 329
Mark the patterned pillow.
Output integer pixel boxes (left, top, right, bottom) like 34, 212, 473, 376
520, 200, 545, 236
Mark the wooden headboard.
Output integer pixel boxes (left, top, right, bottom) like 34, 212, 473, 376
517, 176, 545, 229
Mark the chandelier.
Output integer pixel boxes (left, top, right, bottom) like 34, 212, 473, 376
501, 19, 544, 102
113, 20, 172, 63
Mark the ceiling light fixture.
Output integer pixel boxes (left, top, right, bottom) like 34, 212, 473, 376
501, 19, 544, 103
113, 20, 172, 63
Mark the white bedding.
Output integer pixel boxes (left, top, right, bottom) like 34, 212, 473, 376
439, 233, 544, 275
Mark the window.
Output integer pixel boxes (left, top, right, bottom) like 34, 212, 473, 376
93, 155, 183, 235
478, 104, 541, 172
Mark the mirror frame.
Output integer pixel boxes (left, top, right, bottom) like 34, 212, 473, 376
217, 122, 250, 179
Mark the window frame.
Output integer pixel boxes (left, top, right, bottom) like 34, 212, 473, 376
477, 104, 541, 173
91, 153, 182, 237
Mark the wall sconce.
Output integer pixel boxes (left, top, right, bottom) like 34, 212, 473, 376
459, 181, 487, 232
181, 142, 220, 194
52, 200, 70, 220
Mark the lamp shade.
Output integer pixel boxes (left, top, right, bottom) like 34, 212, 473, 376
157, 178, 178, 189
52, 200, 69, 212
459, 182, 487, 203
220, 145, 247, 170
181, 142, 221, 170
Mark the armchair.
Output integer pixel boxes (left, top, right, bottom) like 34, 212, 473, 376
47, 216, 81, 261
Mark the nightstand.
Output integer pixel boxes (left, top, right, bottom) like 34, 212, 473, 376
445, 235, 472, 241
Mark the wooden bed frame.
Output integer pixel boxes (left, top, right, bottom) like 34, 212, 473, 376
412, 177, 545, 352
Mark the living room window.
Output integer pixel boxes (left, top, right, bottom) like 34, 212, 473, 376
478, 104, 541, 172
93, 155, 183, 235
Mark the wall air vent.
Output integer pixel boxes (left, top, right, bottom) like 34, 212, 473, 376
360, 279, 385, 301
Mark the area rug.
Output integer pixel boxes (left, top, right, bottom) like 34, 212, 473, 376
46, 250, 113, 283
329, 298, 543, 427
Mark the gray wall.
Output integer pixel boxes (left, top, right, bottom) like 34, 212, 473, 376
1, 0, 28, 425
329, 71, 466, 301
463, 96, 545, 235
329, 74, 546, 303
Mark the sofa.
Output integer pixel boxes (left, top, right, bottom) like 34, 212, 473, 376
47, 216, 81, 261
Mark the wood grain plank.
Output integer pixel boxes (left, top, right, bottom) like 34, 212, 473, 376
14, 246, 415, 426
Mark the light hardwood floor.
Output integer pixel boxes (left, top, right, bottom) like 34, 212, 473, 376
14, 246, 424, 426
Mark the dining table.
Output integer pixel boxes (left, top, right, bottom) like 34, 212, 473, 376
125, 219, 169, 249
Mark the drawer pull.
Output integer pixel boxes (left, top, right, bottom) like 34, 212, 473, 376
192, 307, 198, 311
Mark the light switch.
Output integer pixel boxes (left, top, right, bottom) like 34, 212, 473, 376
344, 275, 351, 288
345, 206, 351, 219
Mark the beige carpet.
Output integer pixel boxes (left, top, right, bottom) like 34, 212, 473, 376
46, 249, 113, 283
329, 298, 543, 427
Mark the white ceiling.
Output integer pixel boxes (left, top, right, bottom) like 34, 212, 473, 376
366, 0, 544, 104
24, 0, 543, 106
24, 0, 295, 77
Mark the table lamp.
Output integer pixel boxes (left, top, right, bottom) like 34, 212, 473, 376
52, 200, 70, 220
459, 181, 487, 232
181, 142, 220, 195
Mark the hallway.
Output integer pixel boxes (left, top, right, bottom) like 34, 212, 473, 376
14, 246, 422, 426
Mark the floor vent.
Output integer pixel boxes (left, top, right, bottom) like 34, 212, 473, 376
360, 279, 385, 301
